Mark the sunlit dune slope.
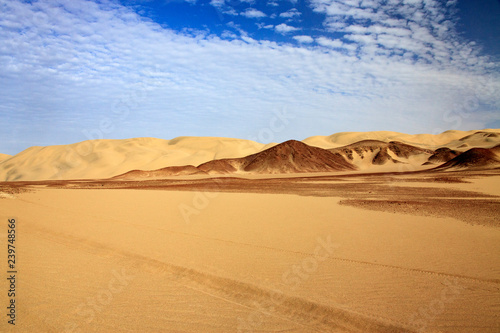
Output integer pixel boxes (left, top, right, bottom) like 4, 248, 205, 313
0, 153, 11, 163
303, 129, 500, 150
113, 140, 356, 179
2, 129, 500, 181
0, 137, 266, 181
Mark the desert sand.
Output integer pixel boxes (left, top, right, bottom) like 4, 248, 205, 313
1, 129, 499, 181
0, 137, 270, 181
0, 171, 499, 332
0, 153, 11, 163
1, 130, 499, 332
302, 129, 500, 150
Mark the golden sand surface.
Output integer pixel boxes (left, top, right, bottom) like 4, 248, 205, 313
0, 169, 499, 332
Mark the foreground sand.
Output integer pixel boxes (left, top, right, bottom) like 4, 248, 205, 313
0, 170, 499, 332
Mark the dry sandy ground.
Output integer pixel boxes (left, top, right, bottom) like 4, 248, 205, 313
0, 170, 499, 332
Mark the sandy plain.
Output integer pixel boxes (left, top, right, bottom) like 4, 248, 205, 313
0, 168, 499, 333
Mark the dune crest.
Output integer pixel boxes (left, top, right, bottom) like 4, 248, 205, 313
424, 147, 460, 165
328, 140, 434, 170
204, 140, 356, 174
0, 137, 265, 181
113, 140, 356, 179
2, 129, 500, 181
303, 129, 500, 149
433, 145, 500, 171
0, 153, 11, 163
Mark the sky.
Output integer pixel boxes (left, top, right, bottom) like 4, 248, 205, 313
0, 0, 499, 155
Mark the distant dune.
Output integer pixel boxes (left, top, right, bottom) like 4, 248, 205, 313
0, 137, 267, 181
112, 131, 500, 180
1, 129, 500, 181
433, 145, 500, 171
303, 129, 500, 149
424, 147, 460, 165
114, 165, 207, 180
113, 140, 356, 179
328, 140, 434, 169
0, 153, 11, 163
201, 140, 357, 174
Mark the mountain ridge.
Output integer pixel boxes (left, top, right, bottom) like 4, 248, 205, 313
2, 129, 500, 181
113, 140, 357, 179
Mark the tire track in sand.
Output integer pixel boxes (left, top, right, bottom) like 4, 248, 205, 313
29, 225, 418, 333
16, 191, 500, 286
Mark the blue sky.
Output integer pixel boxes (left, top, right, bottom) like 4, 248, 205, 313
0, 0, 499, 155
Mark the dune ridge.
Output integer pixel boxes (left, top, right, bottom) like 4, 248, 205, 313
199, 140, 357, 174
0, 153, 11, 163
424, 147, 460, 165
328, 140, 434, 169
1, 129, 500, 181
303, 129, 500, 149
433, 145, 500, 171
111, 132, 500, 179
113, 140, 357, 179
0, 137, 267, 181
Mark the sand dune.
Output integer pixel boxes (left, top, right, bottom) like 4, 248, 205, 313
2, 130, 500, 181
434, 145, 500, 171
244, 140, 356, 173
328, 140, 434, 171
0, 137, 266, 181
0, 153, 11, 162
113, 140, 356, 179
199, 140, 357, 174
115, 165, 207, 180
424, 147, 460, 165
303, 129, 500, 150
114, 133, 500, 179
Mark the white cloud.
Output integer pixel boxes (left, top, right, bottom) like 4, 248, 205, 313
293, 35, 314, 43
316, 37, 357, 52
257, 23, 274, 29
274, 23, 300, 34
308, 0, 496, 71
222, 8, 238, 15
279, 8, 301, 18
241, 8, 266, 18
359, 0, 379, 9
221, 30, 238, 39
210, 0, 225, 8
316, 37, 344, 48
344, 33, 376, 45
0, 0, 497, 155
